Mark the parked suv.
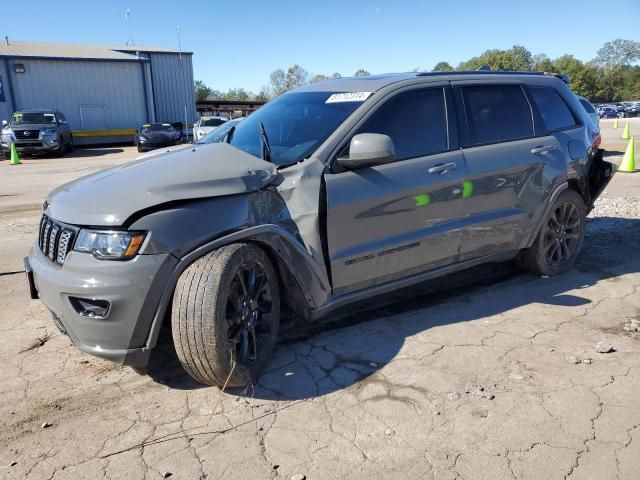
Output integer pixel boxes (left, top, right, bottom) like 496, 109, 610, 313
1, 109, 73, 158
25, 72, 613, 386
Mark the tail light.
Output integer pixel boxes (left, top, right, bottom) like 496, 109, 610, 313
592, 132, 601, 149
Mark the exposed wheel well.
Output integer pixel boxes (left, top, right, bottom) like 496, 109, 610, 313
567, 178, 588, 206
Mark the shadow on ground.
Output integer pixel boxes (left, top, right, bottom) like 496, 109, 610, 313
146, 216, 640, 399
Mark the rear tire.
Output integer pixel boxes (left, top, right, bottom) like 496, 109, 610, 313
517, 190, 586, 276
171, 243, 280, 387
1, 149, 9, 160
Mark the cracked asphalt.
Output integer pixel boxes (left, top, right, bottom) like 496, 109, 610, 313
1, 119, 639, 479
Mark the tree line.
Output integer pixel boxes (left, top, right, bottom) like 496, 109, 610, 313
194, 39, 639, 104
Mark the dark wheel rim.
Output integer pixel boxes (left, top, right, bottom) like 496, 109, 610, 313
543, 202, 581, 267
225, 261, 273, 367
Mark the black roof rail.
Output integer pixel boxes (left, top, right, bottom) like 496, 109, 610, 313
416, 70, 571, 83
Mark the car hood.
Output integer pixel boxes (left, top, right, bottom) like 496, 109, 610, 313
46, 143, 277, 226
136, 143, 192, 159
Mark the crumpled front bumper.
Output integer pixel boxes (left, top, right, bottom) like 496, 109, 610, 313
27, 245, 176, 367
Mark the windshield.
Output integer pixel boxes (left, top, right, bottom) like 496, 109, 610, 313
228, 92, 364, 166
200, 118, 227, 127
10, 112, 56, 125
141, 123, 175, 133
197, 120, 241, 144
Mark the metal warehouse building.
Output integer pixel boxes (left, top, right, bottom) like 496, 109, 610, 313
0, 40, 196, 144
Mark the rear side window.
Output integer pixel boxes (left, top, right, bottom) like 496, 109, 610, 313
579, 99, 596, 114
460, 85, 534, 146
529, 86, 577, 131
357, 88, 448, 160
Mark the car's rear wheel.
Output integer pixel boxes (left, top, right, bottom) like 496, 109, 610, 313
171, 243, 280, 387
517, 190, 586, 276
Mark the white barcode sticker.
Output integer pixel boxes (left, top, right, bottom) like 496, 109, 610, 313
326, 92, 372, 103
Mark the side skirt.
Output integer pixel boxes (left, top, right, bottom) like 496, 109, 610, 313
310, 249, 519, 321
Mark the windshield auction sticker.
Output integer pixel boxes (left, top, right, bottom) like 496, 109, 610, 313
326, 92, 372, 103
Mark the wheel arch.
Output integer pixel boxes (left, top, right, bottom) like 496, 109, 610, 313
142, 225, 331, 352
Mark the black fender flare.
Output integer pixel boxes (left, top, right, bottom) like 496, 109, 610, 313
141, 224, 332, 351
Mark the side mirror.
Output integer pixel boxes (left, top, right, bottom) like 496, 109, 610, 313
338, 133, 396, 169
1, 120, 7, 127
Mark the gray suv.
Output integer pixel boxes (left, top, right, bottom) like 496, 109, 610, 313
1, 109, 73, 158
25, 72, 613, 386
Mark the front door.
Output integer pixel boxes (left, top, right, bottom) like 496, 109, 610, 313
324, 85, 466, 297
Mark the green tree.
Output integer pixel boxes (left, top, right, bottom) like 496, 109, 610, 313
595, 39, 640, 68
310, 74, 329, 83
255, 86, 272, 103
194, 80, 213, 102
432, 62, 454, 72
532, 54, 555, 72
354, 69, 370, 76
285, 64, 309, 90
331, 72, 342, 79
552, 54, 584, 80
570, 64, 602, 100
457, 45, 533, 71
224, 88, 251, 101
270, 68, 286, 96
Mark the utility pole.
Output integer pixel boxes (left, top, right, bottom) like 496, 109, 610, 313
125, 8, 135, 46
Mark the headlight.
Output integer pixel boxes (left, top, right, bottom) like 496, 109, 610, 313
138, 135, 148, 142
42, 128, 58, 136
74, 230, 146, 260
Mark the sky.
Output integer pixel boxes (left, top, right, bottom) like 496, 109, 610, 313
2, 0, 639, 93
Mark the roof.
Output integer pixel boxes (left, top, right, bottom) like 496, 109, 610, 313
295, 71, 566, 94
0, 40, 191, 60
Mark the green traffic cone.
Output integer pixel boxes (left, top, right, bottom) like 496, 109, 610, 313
618, 137, 636, 173
621, 122, 630, 140
9, 143, 21, 166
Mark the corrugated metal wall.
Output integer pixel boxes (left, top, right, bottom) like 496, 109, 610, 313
8, 59, 147, 131
0, 59, 13, 122
148, 53, 197, 125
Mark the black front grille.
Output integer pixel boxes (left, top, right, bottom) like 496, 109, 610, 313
14, 129, 40, 139
38, 215, 75, 265
16, 142, 43, 148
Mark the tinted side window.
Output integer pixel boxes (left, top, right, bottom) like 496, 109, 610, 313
461, 85, 534, 146
357, 88, 448, 160
529, 86, 577, 131
579, 99, 595, 113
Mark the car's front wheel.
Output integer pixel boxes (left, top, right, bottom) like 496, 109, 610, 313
171, 243, 280, 387
517, 189, 586, 276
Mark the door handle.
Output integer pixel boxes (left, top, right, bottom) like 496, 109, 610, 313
530, 145, 556, 155
428, 162, 457, 174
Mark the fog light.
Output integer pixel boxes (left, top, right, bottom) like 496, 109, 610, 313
69, 297, 110, 318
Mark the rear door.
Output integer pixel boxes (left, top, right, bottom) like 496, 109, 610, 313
324, 84, 466, 296
452, 82, 566, 260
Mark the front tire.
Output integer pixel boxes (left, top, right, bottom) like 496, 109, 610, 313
171, 243, 280, 387
517, 190, 586, 276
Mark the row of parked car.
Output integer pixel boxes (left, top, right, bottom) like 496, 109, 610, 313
595, 102, 640, 119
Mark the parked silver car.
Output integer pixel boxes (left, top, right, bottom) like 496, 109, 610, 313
25, 71, 613, 387
1, 109, 73, 158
